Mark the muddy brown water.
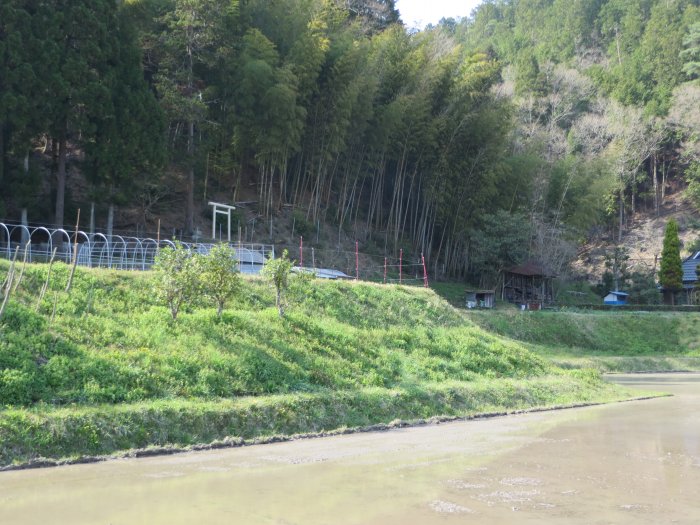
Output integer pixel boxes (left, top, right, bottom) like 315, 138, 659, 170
2, 374, 700, 524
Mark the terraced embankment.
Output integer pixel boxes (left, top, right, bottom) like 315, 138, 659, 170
468, 309, 700, 372
0, 260, 642, 466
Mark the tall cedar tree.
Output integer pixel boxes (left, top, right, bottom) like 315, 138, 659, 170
156, 0, 236, 235
0, 2, 44, 194
43, 0, 117, 228
84, 7, 165, 222
659, 219, 683, 305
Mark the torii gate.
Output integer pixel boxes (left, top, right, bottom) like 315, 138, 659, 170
209, 202, 236, 242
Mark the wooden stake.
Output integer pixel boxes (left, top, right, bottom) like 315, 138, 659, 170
36, 248, 58, 312
50, 291, 58, 324
0, 246, 20, 320
355, 240, 359, 281
65, 208, 81, 292
13, 241, 31, 293
2, 245, 19, 292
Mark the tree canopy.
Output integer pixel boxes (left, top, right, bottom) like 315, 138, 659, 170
1, 0, 699, 283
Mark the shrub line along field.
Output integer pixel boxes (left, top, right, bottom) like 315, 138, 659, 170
0, 260, 667, 466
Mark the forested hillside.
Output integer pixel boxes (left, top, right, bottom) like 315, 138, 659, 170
1, 0, 699, 283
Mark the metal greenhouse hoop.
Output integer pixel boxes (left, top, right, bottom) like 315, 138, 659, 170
0, 223, 10, 259
91, 233, 111, 268
51, 228, 73, 264
0, 222, 274, 275
29, 227, 53, 263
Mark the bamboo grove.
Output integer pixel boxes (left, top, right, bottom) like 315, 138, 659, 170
1, 0, 700, 281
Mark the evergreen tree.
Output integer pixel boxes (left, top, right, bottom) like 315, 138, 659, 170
84, 5, 165, 226
0, 1, 45, 210
514, 53, 547, 96
155, 0, 235, 235
659, 219, 683, 305
344, 0, 400, 32
41, 0, 116, 228
681, 22, 700, 80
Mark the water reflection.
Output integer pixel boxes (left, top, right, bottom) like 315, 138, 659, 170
1, 374, 700, 524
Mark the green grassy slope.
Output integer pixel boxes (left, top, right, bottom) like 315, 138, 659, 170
1, 262, 549, 405
0, 261, 642, 465
467, 309, 700, 371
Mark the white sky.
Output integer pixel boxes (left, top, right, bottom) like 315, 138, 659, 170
396, 0, 483, 29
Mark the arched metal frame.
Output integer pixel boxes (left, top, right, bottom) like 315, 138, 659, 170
91, 233, 111, 268
122, 237, 143, 270
8, 224, 31, 261
0, 223, 10, 260
74, 231, 92, 267
0, 222, 274, 274
29, 226, 53, 263
111, 235, 127, 270
51, 228, 73, 264
10, 225, 32, 261
142, 238, 159, 270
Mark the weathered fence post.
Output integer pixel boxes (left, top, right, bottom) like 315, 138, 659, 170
65, 209, 81, 292
355, 240, 359, 281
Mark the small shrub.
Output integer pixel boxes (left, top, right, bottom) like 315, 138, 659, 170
152, 242, 200, 320
200, 244, 240, 317
261, 249, 294, 317
0, 369, 33, 406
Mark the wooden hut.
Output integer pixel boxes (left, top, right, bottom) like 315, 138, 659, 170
465, 290, 495, 309
502, 261, 554, 308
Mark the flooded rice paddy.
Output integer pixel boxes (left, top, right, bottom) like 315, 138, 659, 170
1, 374, 700, 524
